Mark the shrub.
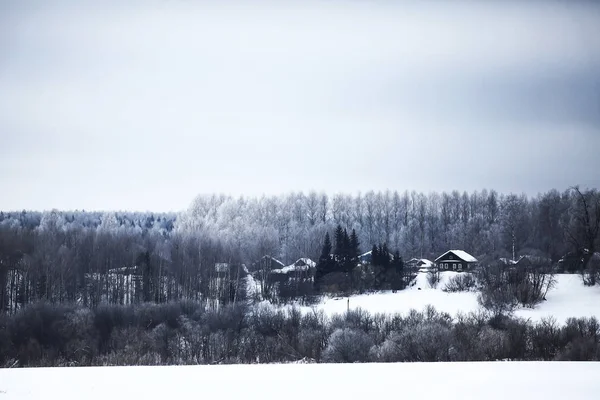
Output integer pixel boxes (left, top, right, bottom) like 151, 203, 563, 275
443, 274, 477, 292
529, 317, 561, 360
555, 338, 599, 361
322, 328, 374, 363
427, 269, 440, 288
582, 254, 600, 286
375, 321, 453, 362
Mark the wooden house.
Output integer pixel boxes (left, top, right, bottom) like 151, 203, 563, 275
435, 250, 478, 271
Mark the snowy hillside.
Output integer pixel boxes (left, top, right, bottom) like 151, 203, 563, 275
296, 272, 600, 324
1, 362, 599, 400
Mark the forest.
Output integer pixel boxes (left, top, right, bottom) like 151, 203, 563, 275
0, 186, 598, 313
1, 186, 599, 366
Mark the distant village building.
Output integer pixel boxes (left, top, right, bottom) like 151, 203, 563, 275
253, 255, 285, 272
269, 258, 316, 282
435, 250, 478, 271
358, 250, 394, 265
499, 255, 552, 270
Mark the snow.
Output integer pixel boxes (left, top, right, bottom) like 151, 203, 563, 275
295, 258, 316, 268
417, 258, 433, 270
435, 250, 478, 263
289, 273, 600, 325
271, 258, 316, 274
313, 272, 478, 318
261, 255, 285, 268
514, 274, 600, 323
244, 273, 259, 300
1, 362, 599, 400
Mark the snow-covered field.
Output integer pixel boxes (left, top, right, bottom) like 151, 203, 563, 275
1, 362, 599, 399
288, 273, 600, 324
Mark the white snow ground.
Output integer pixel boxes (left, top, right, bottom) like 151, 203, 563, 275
1, 362, 599, 400
293, 273, 600, 324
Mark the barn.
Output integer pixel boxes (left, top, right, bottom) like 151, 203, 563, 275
435, 250, 478, 271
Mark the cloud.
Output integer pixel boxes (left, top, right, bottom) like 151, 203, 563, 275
1, 0, 599, 211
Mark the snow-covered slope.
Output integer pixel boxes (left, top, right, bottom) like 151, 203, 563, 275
314, 272, 478, 318
1, 362, 599, 400
515, 274, 600, 323
300, 273, 600, 324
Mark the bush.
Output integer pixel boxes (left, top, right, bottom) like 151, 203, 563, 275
555, 338, 600, 361
476, 263, 556, 313
582, 254, 600, 286
373, 321, 452, 362
477, 286, 519, 316
443, 274, 477, 292
529, 317, 561, 360
322, 328, 374, 363
427, 269, 440, 288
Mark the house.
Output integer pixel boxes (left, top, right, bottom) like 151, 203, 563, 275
499, 258, 518, 267
405, 258, 420, 269
500, 255, 552, 270
416, 259, 434, 271
514, 255, 552, 269
358, 250, 395, 265
435, 250, 478, 271
252, 255, 285, 272
269, 258, 316, 283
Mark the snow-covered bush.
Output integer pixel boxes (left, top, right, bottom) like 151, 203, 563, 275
322, 328, 374, 363
443, 273, 477, 292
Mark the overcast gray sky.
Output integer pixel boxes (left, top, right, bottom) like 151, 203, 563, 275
1, 0, 599, 212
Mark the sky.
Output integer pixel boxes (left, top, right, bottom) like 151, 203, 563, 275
1, 0, 599, 212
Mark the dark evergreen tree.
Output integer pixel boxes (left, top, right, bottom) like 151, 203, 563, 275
316, 233, 335, 284
371, 244, 379, 266
350, 229, 360, 260
392, 250, 404, 273
381, 243, 390, 269
334, 225, 344, 259
320, 232, 332, 261
342, 228, 350, 261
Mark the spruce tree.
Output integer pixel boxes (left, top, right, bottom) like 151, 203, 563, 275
320, 232, 332, 261
350, 229, 360, 260
334, 225, 344, 259
381, 243, 390, 269
342, 228, 350, 261
371, 244, 379, 266
316, 233, 334, 284
391, 250, 405, 290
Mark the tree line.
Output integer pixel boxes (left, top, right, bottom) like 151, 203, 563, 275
0, 186, 598, 313
1, 301, 598, 367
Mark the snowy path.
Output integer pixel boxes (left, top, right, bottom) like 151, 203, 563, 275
1, 362, 599, 400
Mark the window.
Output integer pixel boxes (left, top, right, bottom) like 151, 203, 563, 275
452, 263, 456, 270
458, 264, 462, 271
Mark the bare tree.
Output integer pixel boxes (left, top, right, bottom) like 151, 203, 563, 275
565, 186, 600, 255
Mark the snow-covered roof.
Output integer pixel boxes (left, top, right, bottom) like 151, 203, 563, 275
294, 258, 316, 268
261, 255, 285, 267
435, 250, 478, 263
417, 259, 433, 268
359, 250, 394, 258
271, 258, 316, 274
